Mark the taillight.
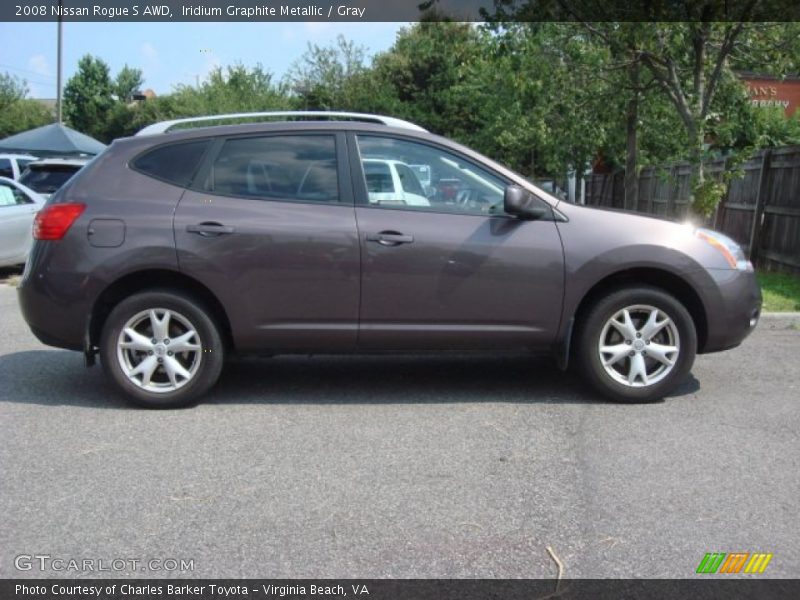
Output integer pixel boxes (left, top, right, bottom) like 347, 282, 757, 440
33, 203, 86, 240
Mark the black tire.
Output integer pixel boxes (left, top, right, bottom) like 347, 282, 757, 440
100, 289, 224, 408
576, 286, 697, 403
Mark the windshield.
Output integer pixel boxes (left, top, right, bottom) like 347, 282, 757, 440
19, 165, 80, 194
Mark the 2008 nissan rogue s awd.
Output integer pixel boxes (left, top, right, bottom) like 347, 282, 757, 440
17, 111, 761, 408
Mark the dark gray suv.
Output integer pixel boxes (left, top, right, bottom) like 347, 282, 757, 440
18, 111, 761, 408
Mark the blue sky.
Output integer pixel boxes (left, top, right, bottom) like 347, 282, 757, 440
0, 22, 407, 99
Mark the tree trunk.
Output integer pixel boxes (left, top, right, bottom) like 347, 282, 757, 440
624, 60, 640, 211
689, 121, 705, 190
688, 119, 709, 219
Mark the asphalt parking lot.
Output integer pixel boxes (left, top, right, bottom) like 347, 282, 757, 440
0, 280, 798, 579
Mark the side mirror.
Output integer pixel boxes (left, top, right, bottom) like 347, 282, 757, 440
504, 185, 547, 220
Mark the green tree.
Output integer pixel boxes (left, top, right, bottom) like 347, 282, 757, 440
63, 55, 114, 141
198, 63, 289, 113
109, 64, 292, 139
368, 19, 483, 135
577, 20, 800, 214
114, 65, 144, 102
455, 23, 617, 183
482, 1, 800, 213
0, 99, 54, 138
0, 72, 53, 138
0, 73, 27, 111
287, 35, 368, 110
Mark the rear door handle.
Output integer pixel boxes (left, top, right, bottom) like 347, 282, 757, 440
186, 222, 235, 237
366, 231, 414, 246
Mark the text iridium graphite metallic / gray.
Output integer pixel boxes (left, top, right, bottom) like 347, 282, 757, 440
181, 5, 367, 18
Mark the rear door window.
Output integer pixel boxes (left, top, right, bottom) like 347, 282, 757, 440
208, 135, 339, 204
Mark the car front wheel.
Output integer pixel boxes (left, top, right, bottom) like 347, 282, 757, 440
577, 286, 697, 402
100, 290, 224, 408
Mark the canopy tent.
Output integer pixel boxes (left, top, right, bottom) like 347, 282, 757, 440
0, 123, 106, 157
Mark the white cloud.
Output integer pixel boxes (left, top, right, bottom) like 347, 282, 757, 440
141, 42, 159, 63
22, 55, 52, 98
139, 42, 161, 89
201, 51, 221, 81
303, 22, 332, 37
26, 82, 45, 98
27, 54, 51, 77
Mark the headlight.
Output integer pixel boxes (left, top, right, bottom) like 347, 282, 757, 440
695, 228, 752, 271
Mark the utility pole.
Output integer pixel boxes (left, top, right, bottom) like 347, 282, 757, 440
56, 0, 63, 123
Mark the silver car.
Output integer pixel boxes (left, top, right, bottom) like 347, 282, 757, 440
0, 177, 44, 267
0, 153, 38, 181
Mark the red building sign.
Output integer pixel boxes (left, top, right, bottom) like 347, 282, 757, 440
740, 74, 800, 117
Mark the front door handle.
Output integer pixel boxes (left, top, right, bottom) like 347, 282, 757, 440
366, 231, 414, 246
186, 222, 235, 237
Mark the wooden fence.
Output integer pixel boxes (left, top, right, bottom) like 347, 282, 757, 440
585, 145, 800, 273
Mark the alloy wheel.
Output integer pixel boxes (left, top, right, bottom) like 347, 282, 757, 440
597, 304, 680, 388
116, 308, 202, 393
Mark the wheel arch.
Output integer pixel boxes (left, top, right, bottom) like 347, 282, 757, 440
569, 267, 709, 359
89, 269, 234, 353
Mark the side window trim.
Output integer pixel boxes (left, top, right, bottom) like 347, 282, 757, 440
194, 131, 353, 206
346, 131, 370, 208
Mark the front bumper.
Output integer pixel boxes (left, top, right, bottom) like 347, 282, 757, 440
700, 268, 761, 354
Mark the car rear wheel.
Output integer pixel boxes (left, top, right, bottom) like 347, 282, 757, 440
100, 290, 224, 408
577, 286, 697, 402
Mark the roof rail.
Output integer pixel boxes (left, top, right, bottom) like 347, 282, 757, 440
135, 111, 427, 136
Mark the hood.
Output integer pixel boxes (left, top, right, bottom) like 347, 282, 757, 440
555, 202, 735, 271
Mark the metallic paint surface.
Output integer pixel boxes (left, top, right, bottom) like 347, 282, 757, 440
17, 122, 761, 360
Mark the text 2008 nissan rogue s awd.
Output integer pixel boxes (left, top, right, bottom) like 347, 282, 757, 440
18, 111, 761, 408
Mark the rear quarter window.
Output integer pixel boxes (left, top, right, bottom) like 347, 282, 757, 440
132, 139, 211, 187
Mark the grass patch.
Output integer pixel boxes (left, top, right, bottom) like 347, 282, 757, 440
758, 271, 800, 312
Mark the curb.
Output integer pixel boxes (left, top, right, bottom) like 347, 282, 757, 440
758, 312, 800, 331
760, 312, 800, 319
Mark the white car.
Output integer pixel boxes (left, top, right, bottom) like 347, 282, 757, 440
0, 153, 38, 181
0, 177, 45, 267
18, 157, 89, 199
362, 158, 430, 206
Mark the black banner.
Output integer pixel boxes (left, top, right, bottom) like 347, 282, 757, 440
3, 579, 800, 600
2, 0, 800, 23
